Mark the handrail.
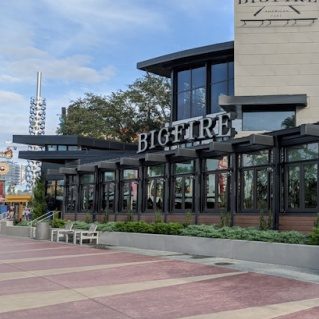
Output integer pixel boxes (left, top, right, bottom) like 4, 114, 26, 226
29, 211, 61, 227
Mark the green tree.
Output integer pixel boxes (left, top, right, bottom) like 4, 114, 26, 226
57, 74, 170, 142
31, 178, 47, 219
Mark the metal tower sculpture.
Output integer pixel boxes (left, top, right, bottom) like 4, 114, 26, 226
26, 72, 46, 191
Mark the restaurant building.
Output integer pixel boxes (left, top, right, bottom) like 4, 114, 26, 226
17, 0, 319, 231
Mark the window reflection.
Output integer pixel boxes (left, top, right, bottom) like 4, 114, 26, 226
177, 67, 206, 120
243, 111, 295, 131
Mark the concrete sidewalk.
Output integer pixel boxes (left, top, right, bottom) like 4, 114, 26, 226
0, 235, 318, 319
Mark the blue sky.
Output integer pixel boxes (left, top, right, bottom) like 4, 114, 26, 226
0, 0, 234, 160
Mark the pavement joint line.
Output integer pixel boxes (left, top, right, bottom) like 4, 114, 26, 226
0, 271, 245, 314
0, 251, 123, 264
0, 246, 73, 255
178, 297, 319, 319
0, 259, 165, 281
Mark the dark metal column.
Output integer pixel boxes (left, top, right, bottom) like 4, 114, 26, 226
114, 166, 121, 221
272, 138, 281, 230
164, 161, 171, 222
92, 165, 99, 222
75, 173, 80, 221
137, 163, 144, 220
230, 153, 237, 227
194, 157, 201, 224
62, 174, 67, 220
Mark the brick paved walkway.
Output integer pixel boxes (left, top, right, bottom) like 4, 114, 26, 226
0, 235, 318, 318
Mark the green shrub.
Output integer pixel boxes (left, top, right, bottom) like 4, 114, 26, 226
183, 211, 193, 227
180, 225, 308, 244
16, 220, 29, 226
218, 211, 232, 228
74, 221, 90, 230
154, 210, 164, 223
51, 218, 65, 228
97, 222, 117, 232
84, 213, 92, 223
308, 227, 319, 245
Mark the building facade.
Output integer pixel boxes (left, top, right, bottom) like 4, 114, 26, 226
16, 0, 319, 232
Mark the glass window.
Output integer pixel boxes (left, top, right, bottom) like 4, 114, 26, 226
288, 165, 300, 209
206, 174, 216, 209
177, 67, 206, 120
192, 87, 206, 117
47, 145, 57, 151
177, 91, 191, 120
243, 111, 295, 131
81, 184, 94, 211
206, 157, 228, 171
146, 179, 164, 210
68, 146, 80, 151
104, 171, 115, 181
57, 145, 67, 151
256, 169, 268, 210
287, 143, 319, 162
211, 81, 228, 114
122, 181, 138, 212
304, 163, 317, 209
243, 170, 254, 209
174, 161, 194, 174
242, 151, 269, 167
212, 63, 228, 84
80, 174, 94, 184
178, 70, 191, 92
123, 169, 138, 179
102, 183, 115, 211
147, 165, 165, 177
211, 62, 234, 114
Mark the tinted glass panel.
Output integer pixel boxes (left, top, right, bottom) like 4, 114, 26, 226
156, 180, 164, 210
81, 184, 94, 210
304, 163, 317, 208
68, 145, 80, 151
242, 151, 269, 167
192, 87, 206, 117
288, 165, 300, 209
212, 63, 228, 84
256, 169, 268, 210
287, 143, 319, 162
123, 169, 138, 179
122, 181, 138, 211
217, 172, 228, 209
174, 177, 183, 209
184, 177, 193, 210
228, 62, 234, 80
192, 67, 205, 88
175, 161, 194, 174
104, 171, 115, 181
47, 145, 57, 151
243, 111, 295, 131
177, 70, 191, 92
177, 91, 191, 120
147, 165, 165, 177
243, 170, 254, 209
80, 174, 94, 184
206, 157, 228, 171
206, 174, 216, 209
58, 145, 67, 151
211, 81, 228, 114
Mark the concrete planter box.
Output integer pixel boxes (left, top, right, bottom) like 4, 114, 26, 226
100, 231, 319, 270
0, 221, 34, 238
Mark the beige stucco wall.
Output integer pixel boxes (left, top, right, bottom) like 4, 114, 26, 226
235, 0, 319, 125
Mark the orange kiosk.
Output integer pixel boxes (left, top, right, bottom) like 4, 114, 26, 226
5, 194, 32, 221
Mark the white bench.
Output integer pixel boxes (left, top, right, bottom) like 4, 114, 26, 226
73, 224, 99, 245
51, 222, 74, 243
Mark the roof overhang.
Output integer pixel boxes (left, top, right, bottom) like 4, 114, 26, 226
219, 94, 307, 112
137, 41, 234, 77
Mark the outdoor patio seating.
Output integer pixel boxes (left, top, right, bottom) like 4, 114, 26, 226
73, 223, 99, 245
51, 222, 74, 243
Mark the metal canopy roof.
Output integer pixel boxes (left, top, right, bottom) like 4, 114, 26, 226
137, 41, 234, 77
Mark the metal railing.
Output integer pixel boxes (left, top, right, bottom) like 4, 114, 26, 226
29, 211, 61, 227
